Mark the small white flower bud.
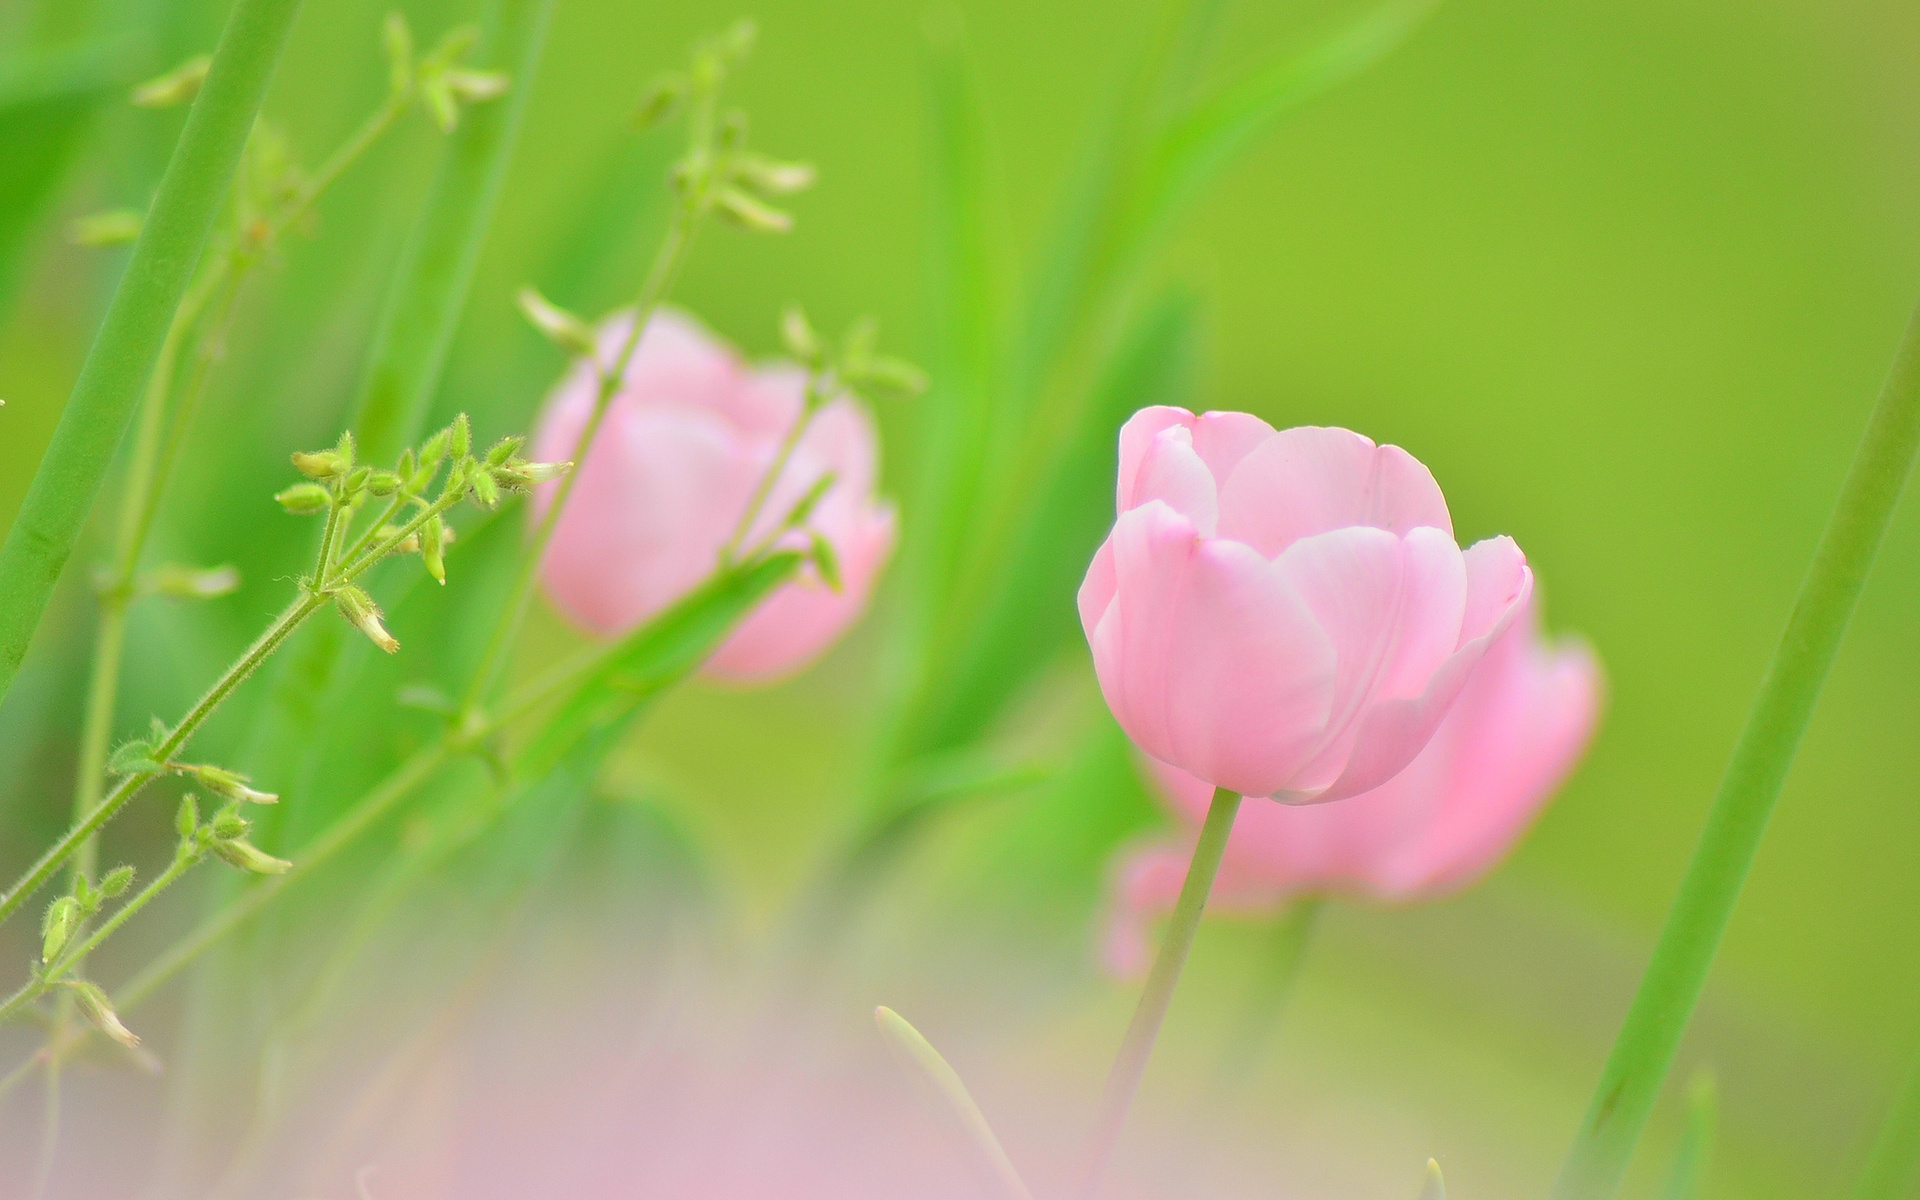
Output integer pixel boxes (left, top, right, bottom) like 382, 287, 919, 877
210, 837, 292, 876
421, 515, 447, 585
41, 896, 79, 964
290, 450, 346, 480
145, 563, 242, 599
176, 795, 199, 839
449, 414, 471, 461
68, 981, 139, 1047
712, 187, 793, 234
517, 287, 598, 357
334, 586, 400, 654
186, 764, 279, 805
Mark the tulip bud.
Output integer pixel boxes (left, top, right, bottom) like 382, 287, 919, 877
68, 209, 144, 247
100, 865, 135, 898
41, 896, 79, 963
712, 187, 792, 234
290, 450, 346, 480
186, 763, 279, 805
517, 288, 597, 357
210, 837, 292, 876
131, 55, 211, 108
144, 563, 242, 599
334, 585, 400, 654
275, 483, 330, 514
68, 981, 139, 1047
383, 11, 414, 95
779, 306, 820, 366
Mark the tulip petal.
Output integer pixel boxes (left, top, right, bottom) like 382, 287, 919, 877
1218, 426, 1452, 556
1116, 406, 1196, 511
1077, 536, 1119, 645
1131, 425, 1220, 534
1157, 536, 1335, 796
1188, 410, 1275, 485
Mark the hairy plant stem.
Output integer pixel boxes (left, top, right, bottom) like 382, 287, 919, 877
458, 206, 694, 713
1082, 785, 1241, 1199
0, 0, 304, 709
0, 846, 207, 1026
1550, 297, 1920, 1200
0, 485, 465, 940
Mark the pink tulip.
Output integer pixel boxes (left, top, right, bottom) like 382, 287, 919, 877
1078, 407, 1534, 803
1104, 595, 1600, 976
532, 309, 895, 682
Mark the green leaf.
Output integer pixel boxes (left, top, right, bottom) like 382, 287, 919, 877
1663, 1072, 1715, 1200
107, 740, 163, 776
905, 289, 1202, 759
516, 552, 805, 778
1123, 0, 1436, 263
874, 1006, 1035, 1200
0, 0, 306, 711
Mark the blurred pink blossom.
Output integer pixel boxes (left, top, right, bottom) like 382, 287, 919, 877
1105, 594, 1601, 976
532, 309, 895, 682
1078, 407, 1534, 802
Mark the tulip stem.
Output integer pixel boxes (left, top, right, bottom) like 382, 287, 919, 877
1213, 895, 1322, 1090
1082, 785, 1241, 1199
1550, 296, 1920, 1200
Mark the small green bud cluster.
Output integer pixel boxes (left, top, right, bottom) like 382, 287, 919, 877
636, 20, 815, 236
277, 416, 566, 648
779, 308, 929, 403
175, 793, 292, 877
387, 14, 512, 133
39, 866, 134, 965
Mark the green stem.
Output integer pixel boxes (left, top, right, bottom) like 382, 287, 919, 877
0, 0, 304, 710
719, 377, 819, 563
1213, 895, 1321, 1089
1081, 785, 1240, 1200
1851, 1041, 1920, 1200
458, 207, 695, 711
1550, 297, 1920, 1200
0, 593, 321, 930
350, 0, 558, 462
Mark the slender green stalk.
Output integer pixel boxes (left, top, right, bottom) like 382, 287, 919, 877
0, 0, 304, 709
1213, 896, 1321, 1088
1550, 298, 1920, 1200
350, 0, 558, 462
459, 211, 694, 710
0, 844, 207, 1027
1663, 1073, 1716, 1200
1851, 1041, 1920, 1200
719, 376, 819, 563
1082, 785, 1241, 1199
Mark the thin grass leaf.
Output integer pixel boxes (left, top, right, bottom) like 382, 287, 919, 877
1663, 1072, 1715, 1200
898, 27, 1002, 668
908, 288, 1202, 759
874, 1006, 1035, 1200
0, 0, 304, 710
351, 0, 559, 462
516, 552, 804, 778
1852, 1048, 1920, 1200
1123, 0, 1436, 265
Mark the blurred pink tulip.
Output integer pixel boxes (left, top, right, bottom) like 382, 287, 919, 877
1104, 595, 1600, 976
1078, 407, 1534, 803
532, 309, 895, 682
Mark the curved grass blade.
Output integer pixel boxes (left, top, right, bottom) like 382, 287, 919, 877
1550, 298, 1920, 1200
875, 1006, 1035, 1200
0, 0, 305, 709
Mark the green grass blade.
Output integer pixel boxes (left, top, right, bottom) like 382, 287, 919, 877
908, 288, 1202, 758
898, 27, 1001, 677
0, 0, 305, 709
1663, 1073, 1716, 1200
1852, 1046, 1920, 1200
515, 552, 804, 778
875, 1006, 1036, 1200
1122, 0, 1436, 264
349, 0, 558, 462
1549, 299, 1920, 1200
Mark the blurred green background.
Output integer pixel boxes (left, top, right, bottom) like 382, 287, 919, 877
2, 0, 1919, 1196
